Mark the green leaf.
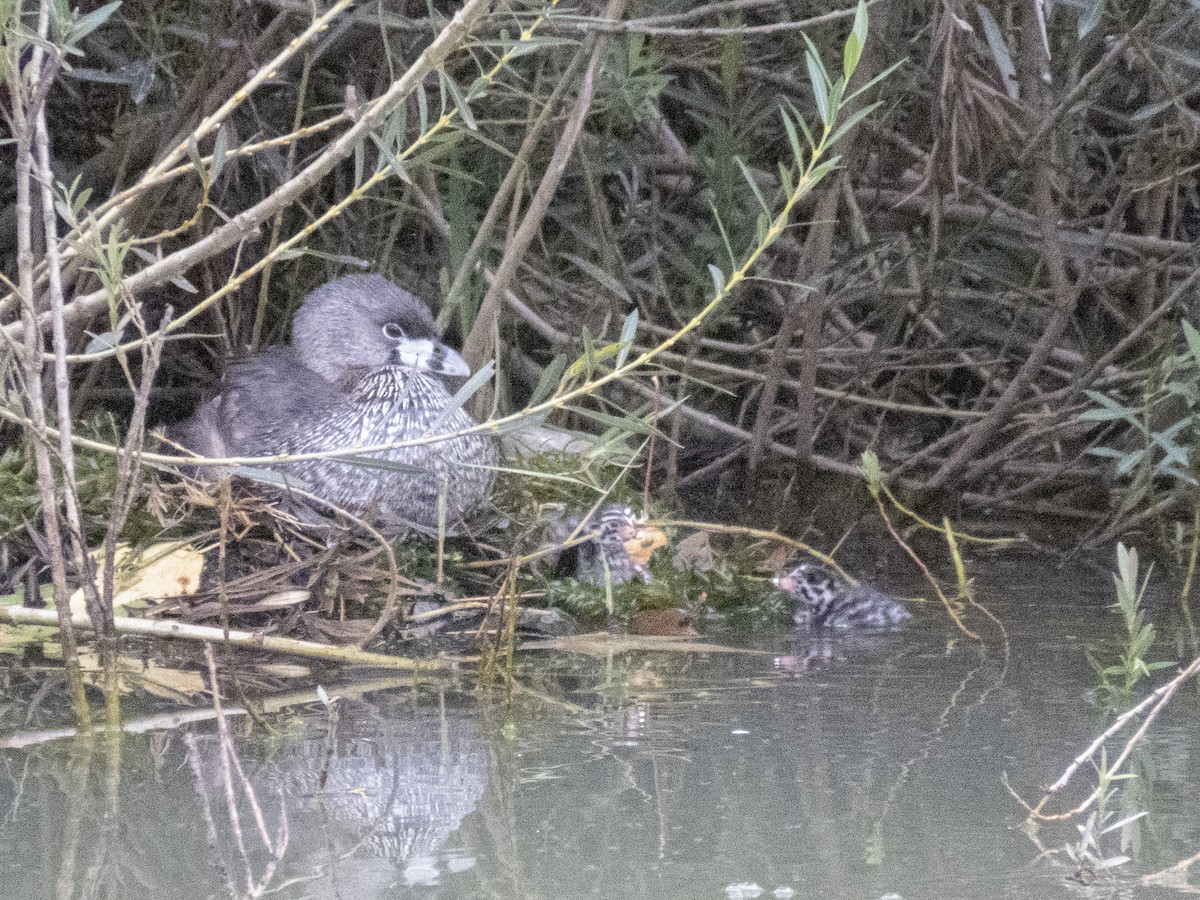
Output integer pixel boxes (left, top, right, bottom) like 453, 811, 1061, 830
826, 77, 846, 125
859, 449, 882, 487
417, 83, 429, 134
186, 136, 206, 184
852, 0, 869, 47
430, 360, 495, 431
444, 75, 477, 130
736, 158, 770, 213
1183, 321, 1200, 370
804, 46, 830, 127
777, 163, 793, 195
66, 0, 121, 43
85, 328, 122, 354
616, 309, 639, 370
1081, 389, 1142, 425
708, 264, 726, 297
843, 33, 862, 83
756, 211, 769, 245
466, 75, 489, 102
211, 123, 229, 182
561, 253, 632, 303
779, 105, 805, 167
827, 100, 881, 148
845, 59, 904, 104
806, 156, 841, 190
568, 406, 661, 436
564, 327, 599, 381
530, 355, 568, 406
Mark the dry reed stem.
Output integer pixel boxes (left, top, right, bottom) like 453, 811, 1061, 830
0, 605, 447, 670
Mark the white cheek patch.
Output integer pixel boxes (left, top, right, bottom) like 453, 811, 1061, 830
391, 339, 471, 378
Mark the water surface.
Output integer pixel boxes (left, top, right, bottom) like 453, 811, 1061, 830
1, 555, 1197, 899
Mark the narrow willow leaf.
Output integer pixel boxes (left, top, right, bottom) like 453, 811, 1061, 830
467, 75, 489, 102
1086, 446, 1135, 461
785, 96, 817, 152
390, 103, 407, 146
369, 132, 412, 183
843, 34, 862, 83
73, 183, 92, 213
778, 162, 793, 195
852, 0, 868, 45
565, 339, 628, 379
710, 206, 737, 268
562, 253, 632, 303
616, 309, 639, 369
827, 78, 846, 122
1077, 0, 1104, 37
186, 136, 206, 184
806, 156, 841, 189
708, 263, 726, 297
497, 409, 549, 434
530, 355, 568, 405
54, 198, 73, 224
430, 360, 496, 431
1081, 389, 1141, 423
805, 48, 829, 127
736, 158, 770, 213
843, 1, 868, 81
169, 274, 198, 293
67, 0, 120, 43
417, 83, 429, 134
827, 101, 881, 148
85, 329, 122, 354
505, 38, 549, 59
445, 75, 477, 130
977, 4, 1019, 101
386, 156, 410, 183
569, 406, 660, 436
211, 123, 229, 181
779, 106, 805, 167
846, 59, 904, 103
1183, 321, 1200, 370
571, 327, 596, 379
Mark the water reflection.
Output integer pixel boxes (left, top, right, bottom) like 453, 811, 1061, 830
194, 693, 488, 896
0, 690, 488, 900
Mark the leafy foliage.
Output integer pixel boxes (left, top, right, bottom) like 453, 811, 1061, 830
1088, 543, 1174, 708
0, 417, 154, 560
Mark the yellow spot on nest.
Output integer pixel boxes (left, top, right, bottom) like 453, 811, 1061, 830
623, 525, 668, 568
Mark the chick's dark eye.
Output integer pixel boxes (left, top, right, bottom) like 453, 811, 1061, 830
382, 323, 405, 340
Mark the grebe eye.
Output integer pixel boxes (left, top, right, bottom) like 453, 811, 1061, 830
383, 323, 405, 340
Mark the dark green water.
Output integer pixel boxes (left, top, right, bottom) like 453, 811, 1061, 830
1, 556, 1197, 899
